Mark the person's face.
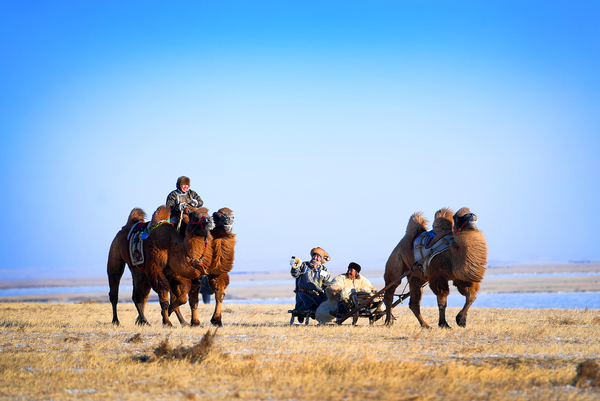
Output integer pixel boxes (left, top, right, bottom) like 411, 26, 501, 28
310, 254, 322, 267
181, 184, 189, 193
347, 268, 357, 279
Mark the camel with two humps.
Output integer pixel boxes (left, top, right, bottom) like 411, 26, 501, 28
165, 207, 236, 326
107, 206, 214, 326
383, 207, 487, 329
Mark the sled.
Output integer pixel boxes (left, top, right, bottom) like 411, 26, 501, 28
345, 291, 386, 325
288, 309, 316, 325
337, 264, 419, 325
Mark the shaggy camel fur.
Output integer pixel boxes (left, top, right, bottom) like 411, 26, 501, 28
107, 206, 214, 326
169, 207, 236, 327
203, 207, 236, 326
383, 207, 487, 328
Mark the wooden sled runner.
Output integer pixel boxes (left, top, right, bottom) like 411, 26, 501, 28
288, 309, 316, 325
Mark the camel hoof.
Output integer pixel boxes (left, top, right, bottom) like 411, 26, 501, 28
210, 319, 222, 327
439, 322, 452, 329
191, 320, 202, 327
456, 315, 467, 327
112, 320, 120, 326
135, 318, 150, 326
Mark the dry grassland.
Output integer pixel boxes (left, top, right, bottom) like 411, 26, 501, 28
1, 302, 599, 400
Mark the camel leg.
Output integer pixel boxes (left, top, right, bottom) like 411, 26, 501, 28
169, 286, 187, 326
145, 262, 173, 326
189, 278, 202, 326
430, 278, 451, 329
107, 241, 125, 326
131, 270, 152, 326
383, 282, 399, 326
454, 280, 479, 327
168, 293, 188, 326
208, 273, 229, 326
159, 292, 173, 327
408, 277, 430, 329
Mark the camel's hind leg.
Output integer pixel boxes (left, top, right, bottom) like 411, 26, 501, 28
107, 239, 126, 326
454, 280, 479, 327
408, 277, 431, 328
208, 273, 229, 326
430, 278, 451, 329
131, 270, 152, 325
383, 278, 399, 326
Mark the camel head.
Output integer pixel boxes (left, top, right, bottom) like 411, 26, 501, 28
453, 207, 478, 234
213, 207, 234, 232
187, 207, 215, 236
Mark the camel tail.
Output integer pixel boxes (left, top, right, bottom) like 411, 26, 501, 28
151, 205, 171, 226
453, 230, 488, 282
126, 208, 146, 227
406, 212, 429, 238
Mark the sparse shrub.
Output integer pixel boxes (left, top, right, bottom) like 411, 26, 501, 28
573, 360, 600, 387
547, 317, 577, 326
150, 328, 225, 363
127, 333, 143, 343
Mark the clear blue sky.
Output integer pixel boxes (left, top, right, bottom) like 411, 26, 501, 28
1, 1, 599, 280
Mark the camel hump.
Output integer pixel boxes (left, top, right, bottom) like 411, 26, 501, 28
127, 208, 146, 226
151, 205, 171, 225
432, 207, 454, 235
406, 212, 429, 234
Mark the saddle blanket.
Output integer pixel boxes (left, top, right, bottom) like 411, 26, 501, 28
413, 231, 454, 273
127, 222, 150, 268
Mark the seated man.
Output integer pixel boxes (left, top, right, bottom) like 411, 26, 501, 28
322, 262, 376, 323
290, 247, 331, 321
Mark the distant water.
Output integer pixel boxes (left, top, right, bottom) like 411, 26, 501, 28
223, 292, 600, 309
1, 272, 599, 309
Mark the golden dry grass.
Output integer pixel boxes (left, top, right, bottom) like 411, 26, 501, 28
1, 302, 599, 400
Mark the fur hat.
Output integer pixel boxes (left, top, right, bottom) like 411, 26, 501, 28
310, 247, 330, 262
176, 176, 191, 191
347, 262, 361, 274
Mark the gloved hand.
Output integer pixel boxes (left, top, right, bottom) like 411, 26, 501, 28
179, 203, 188, 211
189, 199, 199, 207
290, 256, 301, 268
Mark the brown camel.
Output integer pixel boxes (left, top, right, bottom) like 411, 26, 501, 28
383, 207, 487, 328
191, 207, 236, 326
167, 207, 235, 326
107, 205, 214, 326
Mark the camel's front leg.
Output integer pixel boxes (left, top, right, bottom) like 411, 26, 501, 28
168, 285, 190, 326
208, 273, 229, 326
454, 280, 479, 327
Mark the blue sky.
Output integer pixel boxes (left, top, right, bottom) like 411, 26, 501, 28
1, 1, 599, 280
